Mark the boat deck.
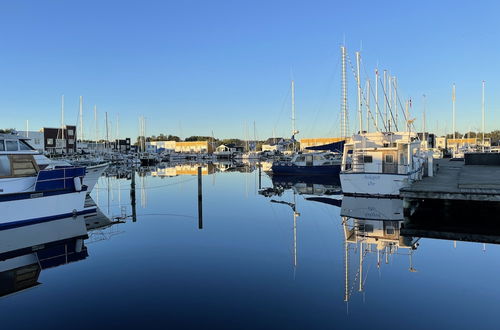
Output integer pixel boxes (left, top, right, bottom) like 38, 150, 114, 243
400, 159, 500, 201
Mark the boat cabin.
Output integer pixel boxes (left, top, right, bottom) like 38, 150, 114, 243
341, 132, 421, 174
290, 152, 341, 167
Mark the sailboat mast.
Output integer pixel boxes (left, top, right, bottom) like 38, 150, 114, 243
61, 94, 65, 153
393, 77, 398, 130
356, 52, 362, 133
341, 46, 348, 138
291, 80, 297, 152
375, 69, 379, 129
366, 80, 370, 133
383, 70, 388, 131
423, 94, 427, 145
482, 80, 485, 151
79, 96, 83, 141
452, 83, 456, 139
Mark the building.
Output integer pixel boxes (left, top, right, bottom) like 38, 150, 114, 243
43, 125, 77, 154
435, 137, 447, 150
146, 141, 177, 153
175, 141, 213, 153
110, 138, 132, 152
145, 140, 213, 154
447, 137, 491, 152
299, 137, 345, 151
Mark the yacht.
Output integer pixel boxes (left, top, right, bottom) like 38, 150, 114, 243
340, 131, 427, 197
0, 134, 94, 227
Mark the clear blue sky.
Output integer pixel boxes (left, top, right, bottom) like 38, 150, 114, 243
1, 0, 499, 140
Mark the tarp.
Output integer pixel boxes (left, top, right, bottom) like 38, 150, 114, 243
305, 140, 345, 153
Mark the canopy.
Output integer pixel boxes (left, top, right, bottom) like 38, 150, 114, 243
305, 140, 345, 153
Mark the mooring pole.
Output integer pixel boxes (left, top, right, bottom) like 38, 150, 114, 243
130, 168, 137, 222
198, 166, 203, 229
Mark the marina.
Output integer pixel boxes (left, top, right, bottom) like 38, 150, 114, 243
2, 1, 500, 328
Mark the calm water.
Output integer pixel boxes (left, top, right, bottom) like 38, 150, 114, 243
1, 163, 498, 329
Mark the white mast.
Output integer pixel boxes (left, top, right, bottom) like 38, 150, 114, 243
375, 69, 379, 129
423, 94, 427, 146
393, 77, 398, 130
452, 83, 456, 139
383, 70, 388, 130
79, 96, 83, 141
61, 94, 65, 153
388, 74, 392, 130
341, 46, 349, 138
25, 120, 29, 138
356, 52, 362, 133
366, 80, 370, 133
482, 80, 485, 151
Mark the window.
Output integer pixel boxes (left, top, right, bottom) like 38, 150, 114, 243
0, 156, 11, 176
0, 140, 4, 151
47, 138, 54, 145
6, 140, 18, 151
68, 139, 75, 145
11, 155, 37, 176
295, 156, 305, 162
363, 155, 373, 163
19, 140, 34, 150
67, 129, 74, 136
385, 155, 394, 163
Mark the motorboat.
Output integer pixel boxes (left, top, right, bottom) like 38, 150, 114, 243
271, 152, 341, 176
0, 134, 94, 227
340, 131, 428, 197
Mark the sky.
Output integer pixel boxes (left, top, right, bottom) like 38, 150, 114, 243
1, 0, 499, 140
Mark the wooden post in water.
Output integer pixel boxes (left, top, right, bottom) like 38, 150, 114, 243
130, 168, 137, 222
198, 166, 203, 229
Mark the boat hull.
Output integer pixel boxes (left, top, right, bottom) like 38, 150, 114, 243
271, 163, 341, 176
83, 163, 109, 193
0, 190, 93, 229
340, 172, 410, 197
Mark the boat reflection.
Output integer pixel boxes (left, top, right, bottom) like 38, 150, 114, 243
340, 197, 418, 302
0, 215, 88, 297
0, 206, 121, 298
260, 174, 342, 198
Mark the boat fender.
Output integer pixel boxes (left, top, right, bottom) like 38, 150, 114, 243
75, 239, 83, 253
74, 177, 82, 192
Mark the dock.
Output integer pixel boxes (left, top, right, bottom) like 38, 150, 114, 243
400, 159, 500, 202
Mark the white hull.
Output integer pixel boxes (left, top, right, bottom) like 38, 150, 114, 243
83, 163, 109, 192
340, 172, 410, 197
0, 190, 90, 226
340, 196, 404, 220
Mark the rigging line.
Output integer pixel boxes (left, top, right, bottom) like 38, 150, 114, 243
272, 84, 292, 136
391, 80, 419, 134
377, 75, 399, 131
306, 53, 342, 137
361, 61, 388, 132
347, 53, 383, 132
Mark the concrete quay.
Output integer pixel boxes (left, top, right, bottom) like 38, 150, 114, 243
400, 158, 500, 202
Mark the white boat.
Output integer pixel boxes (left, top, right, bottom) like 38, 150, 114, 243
0, 134, 93, 227
340, 131, 426, 197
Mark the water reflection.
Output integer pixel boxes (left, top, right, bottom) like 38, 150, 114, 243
0, 202, 121, 298
0, 215, 88, 297
340, 197, 417, 302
